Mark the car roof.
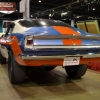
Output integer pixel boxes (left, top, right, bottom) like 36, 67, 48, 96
13, 19, 61, 23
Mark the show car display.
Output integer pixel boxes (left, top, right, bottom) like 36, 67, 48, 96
0, 19, 100, 84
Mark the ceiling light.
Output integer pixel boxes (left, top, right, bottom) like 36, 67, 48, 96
31, 15, 33, 17
61, 12, 68, 16
49, 13, 52, 17
93, 8, 95, 10
38, 0, 41, 2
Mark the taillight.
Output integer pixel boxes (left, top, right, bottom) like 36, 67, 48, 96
27, 39, 33, 45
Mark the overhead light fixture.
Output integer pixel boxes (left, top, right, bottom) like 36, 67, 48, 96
93, 8, 95, 10
31, 15, 33, 17
61, 12, 68, 16
38, 0, 41, 2
49, 13, 52, 17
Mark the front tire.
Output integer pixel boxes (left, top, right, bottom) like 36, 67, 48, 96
65, 64, 87, 78
8, 51, 26, 84
0, 53, 6, 64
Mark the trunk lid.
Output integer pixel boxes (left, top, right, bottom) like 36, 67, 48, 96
25, 26, 82, 46
24, 26, 100, 50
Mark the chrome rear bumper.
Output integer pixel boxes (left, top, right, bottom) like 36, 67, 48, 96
19, 53, 100, 60
33, 45, 100, 49
22, 44, 100, 60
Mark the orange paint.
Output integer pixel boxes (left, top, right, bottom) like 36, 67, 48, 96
52, 26, 82, 45
16, 57, 100, 67
6, 36, 26, 65
7, 36, 22, 55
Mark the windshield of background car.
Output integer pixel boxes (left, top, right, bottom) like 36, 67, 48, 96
19, 19, 72, 28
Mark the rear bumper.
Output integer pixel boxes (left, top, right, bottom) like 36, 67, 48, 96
16, 53, 100, 66
18, 45, 100, 66
16, 53, 100, 67
21, 45, 100, 60
19, 53, 100, 60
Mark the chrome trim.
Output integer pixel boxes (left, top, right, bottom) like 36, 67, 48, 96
33, 35, 100, 40
19, 54, 100, 60
25, 35, 100, 49
34, 45, 100, 49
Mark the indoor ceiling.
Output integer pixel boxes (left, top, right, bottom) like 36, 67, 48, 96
0, 0, 100, 20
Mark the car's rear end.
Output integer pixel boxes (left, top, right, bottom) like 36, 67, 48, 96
13, 19, 100, 67
19, 33, 100, 66
8, 19, 100, 84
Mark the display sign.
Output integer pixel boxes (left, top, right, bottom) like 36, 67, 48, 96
63, 57, 80, 66
0, 2, 16, 11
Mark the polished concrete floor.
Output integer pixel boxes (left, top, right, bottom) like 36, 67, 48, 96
0, 64, 100, 100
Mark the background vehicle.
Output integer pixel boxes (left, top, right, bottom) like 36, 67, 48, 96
0, 19, 100, 84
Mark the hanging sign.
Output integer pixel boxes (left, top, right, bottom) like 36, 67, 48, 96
0, 2, 16, 11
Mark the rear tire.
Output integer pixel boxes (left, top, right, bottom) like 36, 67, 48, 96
8, 51, 26, 84
44, 66, 56, 71
65, 64, 87, 78
0, 53, 6, 64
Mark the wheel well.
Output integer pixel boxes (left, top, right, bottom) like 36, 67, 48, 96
7, 46, 14, 55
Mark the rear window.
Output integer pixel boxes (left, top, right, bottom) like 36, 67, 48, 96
19, 19, 71, 28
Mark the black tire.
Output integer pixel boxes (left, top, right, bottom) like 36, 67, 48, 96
44, 66, 56, 71
65, 64, 87, 78
8, 51, 26, 84
0, 53, 6, 64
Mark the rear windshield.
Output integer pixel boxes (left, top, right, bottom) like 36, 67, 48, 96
19, 19, 71, 28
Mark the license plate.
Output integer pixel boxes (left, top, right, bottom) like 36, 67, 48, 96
63, 57, 80, 66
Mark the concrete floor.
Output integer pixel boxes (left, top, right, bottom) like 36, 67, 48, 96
0, 64, 100, 100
